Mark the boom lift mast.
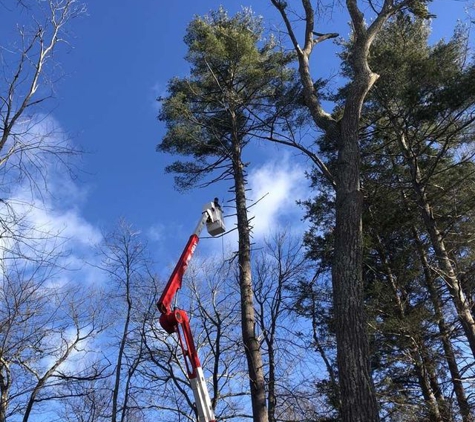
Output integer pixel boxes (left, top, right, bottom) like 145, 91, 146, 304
157, 200, 225, 422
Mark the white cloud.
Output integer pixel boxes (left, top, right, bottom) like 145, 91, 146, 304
1, 113, 103, 281
47, 209, 102, 247
247, 155, 309, 239
147, 222, 165, 242
193, 155, 310, 258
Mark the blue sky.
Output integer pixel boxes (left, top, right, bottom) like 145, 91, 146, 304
52, 1, 308, 249
2, 0, 473, 270
0, 2, 472, 417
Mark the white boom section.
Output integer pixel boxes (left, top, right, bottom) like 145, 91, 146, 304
190, 367, 216, 422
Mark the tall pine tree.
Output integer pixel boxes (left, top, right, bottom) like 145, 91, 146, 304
157, 8, 294, 422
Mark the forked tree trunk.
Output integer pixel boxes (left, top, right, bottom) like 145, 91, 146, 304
269, 1, 403, 419
332, 55, 380, 421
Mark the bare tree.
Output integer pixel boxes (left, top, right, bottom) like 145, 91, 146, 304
142, 255, 249, 421
59, 380, 112, 422
253, 230, 321, 422
187, 258, 248, 420
0, 0, 85, 255
0, 243, 106, 422
0, 3, 109, 421
95, 220, 156, 422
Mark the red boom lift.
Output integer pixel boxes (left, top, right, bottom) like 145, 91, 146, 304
157, 200, 225, 422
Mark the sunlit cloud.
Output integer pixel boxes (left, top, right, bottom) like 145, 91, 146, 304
1, 114, 102, 280
192, 155, 310, 259
247, 155, 309, 239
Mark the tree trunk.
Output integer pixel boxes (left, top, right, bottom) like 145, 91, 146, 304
333, 122, 379, 422
270, 3, 394, 420
331, 47, 381, 417
413, 228, 474, 422
0, 360, 9, 422
231, 117, 268, 422
267, 337, 276, 422
412, 348, 445, 422
398, 134, 475, 359
391, 169, 473, 422
112, 260, 132, 422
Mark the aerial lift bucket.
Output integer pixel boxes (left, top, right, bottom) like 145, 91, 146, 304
203, 200, 225, 236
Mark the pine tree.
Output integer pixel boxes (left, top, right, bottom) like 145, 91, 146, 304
302, 14, 475, 421
157, 8, 294, 422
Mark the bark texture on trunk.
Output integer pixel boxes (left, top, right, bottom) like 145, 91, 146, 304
231, 117, 268, 422
270, 2, 400, 421
331, 37, 381, 418
0, 360, 9, 422
333, 125, 379, 422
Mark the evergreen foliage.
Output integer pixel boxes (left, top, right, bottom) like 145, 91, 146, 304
157, 8, 296, 422
301, 14, 475, 421
158, 7, 294, 190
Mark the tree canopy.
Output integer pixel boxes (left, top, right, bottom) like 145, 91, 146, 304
158, 7, 294, 190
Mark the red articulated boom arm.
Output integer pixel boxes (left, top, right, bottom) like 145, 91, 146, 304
157, 200, 225, 422
157, 233, 200, 323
